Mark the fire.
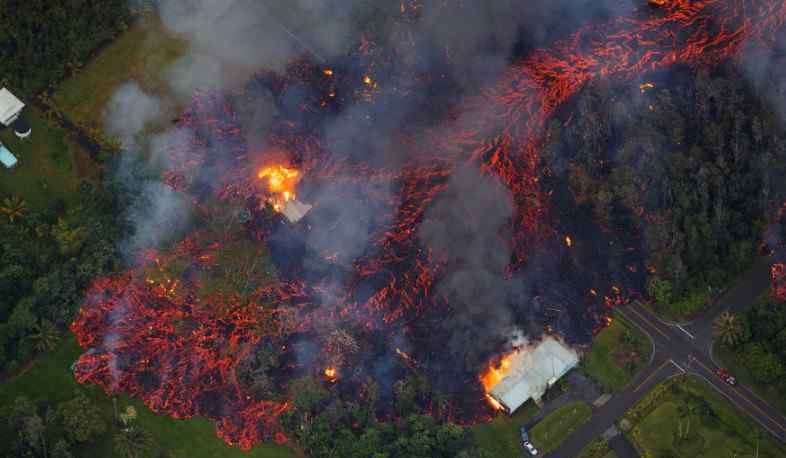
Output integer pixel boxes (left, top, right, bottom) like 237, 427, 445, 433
324, 367, 337, 381
485, 394, 504, 411
639, 82, 655, 93
323, 68, 334, 76
363, 75, 374, 86
479, 351, 516, 392
565, 235, 573, 247
258, 164, 300, 211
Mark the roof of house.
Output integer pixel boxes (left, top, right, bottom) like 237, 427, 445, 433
0, 88, 25, 126
282, 199, 312, 224
0, 143, 18, 168
489, 336, 579, 413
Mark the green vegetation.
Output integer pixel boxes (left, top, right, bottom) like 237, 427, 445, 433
582, 315, 652, 391
51, 15, 187, 134
623, 376, 785, 458
0, 0, 130, 95
712, 294, 786, 416
0, 108, 96, 209
471, 402, 538, 457
1, 336, 297, 458
577, 437, 617, 458
529, 401, 592, 455
551, 66, 780, 320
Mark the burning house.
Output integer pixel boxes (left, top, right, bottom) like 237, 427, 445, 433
484, 337, 579, 414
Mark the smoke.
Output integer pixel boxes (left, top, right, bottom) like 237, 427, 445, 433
417, 165, 536, 375
103, 82, 163, 149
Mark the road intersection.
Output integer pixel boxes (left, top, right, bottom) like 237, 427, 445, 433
548, 258, 786, 457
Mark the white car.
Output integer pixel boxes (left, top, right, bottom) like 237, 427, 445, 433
523, 441, 539, 456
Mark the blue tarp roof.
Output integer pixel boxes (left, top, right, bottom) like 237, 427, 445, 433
0, 143, 18, 168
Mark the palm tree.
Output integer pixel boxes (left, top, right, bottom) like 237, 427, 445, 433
0, 196, 28, 223
713, 311, 744, 347
27, 320, 59, 353
113, 426, 154, 458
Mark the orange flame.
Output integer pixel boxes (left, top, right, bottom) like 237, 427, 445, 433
324, 367, 337, 381
565, 235, 573, 247
258, 165, 300, 211
479, 351, 516, 392
485, 393, 504, 411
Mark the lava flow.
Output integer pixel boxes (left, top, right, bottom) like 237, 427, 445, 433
71, 0, 786, 450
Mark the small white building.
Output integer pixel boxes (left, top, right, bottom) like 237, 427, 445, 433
0, 88, 25, 128
488, 336, 579, 414
281, 199, 312, 224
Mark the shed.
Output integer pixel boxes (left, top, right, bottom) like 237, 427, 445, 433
0, 88, 25, 127
488, 336, 579, 414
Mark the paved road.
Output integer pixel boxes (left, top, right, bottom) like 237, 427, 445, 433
548, 257, 786, 457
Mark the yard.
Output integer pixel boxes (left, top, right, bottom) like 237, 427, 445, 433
529, 401, 593, 455
577, 438, 618, 458
0, 336, 297, 458
0, 107, 96, 209
50, 14, 187, 135
471, 402, 538, 457
623, 376, 785, 458
581, 315, 652, 392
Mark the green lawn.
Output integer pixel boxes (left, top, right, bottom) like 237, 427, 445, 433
529, 401, 593, 455
471, 402, 538, 457
582, 315, 653, 392
0, 107, 95, 209
50, 14, 187, 133
577, 437, 618, 458
0, 336, 297, 458
626, 376, 786, 458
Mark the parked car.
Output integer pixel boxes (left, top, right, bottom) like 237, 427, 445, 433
523, 441, 539, 456
520, 427, 538, 455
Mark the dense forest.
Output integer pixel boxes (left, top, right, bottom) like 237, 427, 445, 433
542, 65, 786, 317
0, 0, 130, 94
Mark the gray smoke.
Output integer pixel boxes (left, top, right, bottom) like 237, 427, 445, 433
418, 165, 531, 371
103, 82, 163, 149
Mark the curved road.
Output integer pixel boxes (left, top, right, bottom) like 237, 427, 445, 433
548, 257, 786, 457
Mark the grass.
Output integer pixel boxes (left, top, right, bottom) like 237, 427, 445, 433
471, 402, 538, 457
0, 336, 297, 458
50, 15, 187, 133
0, 107, 95, 209
582, 315, 653, 392
626, 376, 786, 458
577, 437, 618, 458
530, 401, 593, 455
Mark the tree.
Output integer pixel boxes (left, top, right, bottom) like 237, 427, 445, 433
113, 426, 155, 458
713, 311, 744, 347
56, 389, 106, 444
28, 319, 59, 353
0, 196, 28, 223
647, 277, 673, 305
52, 217, 87, 256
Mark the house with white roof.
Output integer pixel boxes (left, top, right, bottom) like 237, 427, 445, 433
488, 336, 580, 414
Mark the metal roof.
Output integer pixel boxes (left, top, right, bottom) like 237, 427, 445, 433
0, 88, 25, 127
489, 336, 579, 414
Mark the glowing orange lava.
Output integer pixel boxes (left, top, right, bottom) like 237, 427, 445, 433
258, 164, 300, 211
